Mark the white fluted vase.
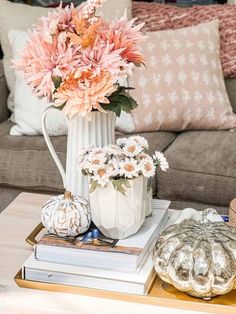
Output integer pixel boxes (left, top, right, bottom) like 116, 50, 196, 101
42, 109, 116, 200
66, 111, 116, 198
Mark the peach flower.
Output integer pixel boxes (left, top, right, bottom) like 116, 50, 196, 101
13, 0, 145, 118
75, 39, 129, 79
102, 17, 145, 65
13, 30, 80, 100
53, 71, 117, 117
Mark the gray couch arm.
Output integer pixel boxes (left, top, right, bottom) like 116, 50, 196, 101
0, 59, 9, 123
225, 78, 236, 114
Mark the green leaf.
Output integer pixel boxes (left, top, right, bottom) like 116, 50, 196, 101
52, 76, 62, 89
53, 103, 66, 111
116, 185, 127, 196
112, 179, 131, 196
101, 100, 122, 117
117, 86, 135, 92
112, 181, 126, 196
82, 169, 87, 176
89, 180, 98, 193
99, 85, 139, 117
123, 180, 131, 189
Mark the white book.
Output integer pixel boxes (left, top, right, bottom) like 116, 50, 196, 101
23, 253, 155, 295
35, 202, 169, 273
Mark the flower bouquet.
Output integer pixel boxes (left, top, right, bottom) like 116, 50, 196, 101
13, 0, 146, 198
13, 0, 145, 118
79, 136, 169, 239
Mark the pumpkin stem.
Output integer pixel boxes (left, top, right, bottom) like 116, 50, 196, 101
64, 191, 72, 200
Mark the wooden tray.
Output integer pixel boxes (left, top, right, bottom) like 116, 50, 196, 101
15, 270, 236, 314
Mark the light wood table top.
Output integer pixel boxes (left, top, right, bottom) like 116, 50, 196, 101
0, 193, 217, 314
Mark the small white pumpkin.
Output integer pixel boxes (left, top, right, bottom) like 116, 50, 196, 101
41, 191, 91, 237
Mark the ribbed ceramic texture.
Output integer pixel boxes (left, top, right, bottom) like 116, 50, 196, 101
89, 176, 147, 239
66, 111, 116, 199
42, 110, 116, 200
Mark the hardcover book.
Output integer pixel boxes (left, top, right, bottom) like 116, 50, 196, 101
35, 201, 169, 272
23, 253, 155, 295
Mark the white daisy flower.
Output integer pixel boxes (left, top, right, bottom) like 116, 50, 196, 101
108, 158, 120, 176
140, 159, 156, 178
79, 140, 168, 192
105, 144, 122, 156
130, 135, 149, 150
93, 166, 112, 187
119, 158, 140, 179
116, 137, 128, 147
153, 151, 169, 171
78, 160, 89, 172
136, 153, 152, 163
90, 147, 104, 155
78, 158, 86, 170
122, 142, 143, 157
88, 152, 107, 167
77, 147, 91, 167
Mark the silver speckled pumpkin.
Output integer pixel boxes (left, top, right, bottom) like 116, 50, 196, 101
41, 191, 91, 237
153, 216, 236, 299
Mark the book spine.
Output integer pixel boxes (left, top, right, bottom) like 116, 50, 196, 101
24, 267, 146, 295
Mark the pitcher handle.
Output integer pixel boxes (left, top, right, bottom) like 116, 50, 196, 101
41, 106, 66, 188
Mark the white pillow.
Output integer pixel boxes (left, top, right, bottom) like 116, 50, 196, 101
116, 77, 135, 133
9, 30, 135, 136
116, 111, 135, 133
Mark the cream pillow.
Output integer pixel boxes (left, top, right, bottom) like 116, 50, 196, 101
0, 0, 132, 112
130, 21, 236, 132
0, 0, 50, 111
98, 0, 132, 21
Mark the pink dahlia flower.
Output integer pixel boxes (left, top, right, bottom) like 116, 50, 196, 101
13, 0, 145, 118
13, 30, 80, 100
53, 71, 117, 117
102, 17, 145, 65
38, 4, 76, 44
75, 39, 129, 80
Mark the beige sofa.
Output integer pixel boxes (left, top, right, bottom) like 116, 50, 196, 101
0, 59, 235, 214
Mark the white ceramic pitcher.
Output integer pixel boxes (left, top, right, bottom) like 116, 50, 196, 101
42, 108, 116, 200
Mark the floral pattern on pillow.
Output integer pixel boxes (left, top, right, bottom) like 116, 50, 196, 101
130, 21, 236, 132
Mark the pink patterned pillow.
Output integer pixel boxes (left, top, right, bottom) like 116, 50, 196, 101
130, 21, 236, 132
132, 2, 236, 78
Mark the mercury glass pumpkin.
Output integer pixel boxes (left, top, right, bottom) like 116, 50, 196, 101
41, 191, 91, 237
153, 215, 236, 299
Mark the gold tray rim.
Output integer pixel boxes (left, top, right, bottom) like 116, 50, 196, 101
23, 224, 236, 314
15, 270, 236, 314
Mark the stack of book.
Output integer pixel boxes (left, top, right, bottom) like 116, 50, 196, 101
22, 200, 169, 295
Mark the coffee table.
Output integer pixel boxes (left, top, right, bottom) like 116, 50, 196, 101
0, 193, 230, 314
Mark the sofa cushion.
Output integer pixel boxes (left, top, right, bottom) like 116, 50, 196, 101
157, 130, 236, 206
0, 121, 176, 193
0, 60, 9, 123
225, 78, 236, 114
0, 121, 66, 192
